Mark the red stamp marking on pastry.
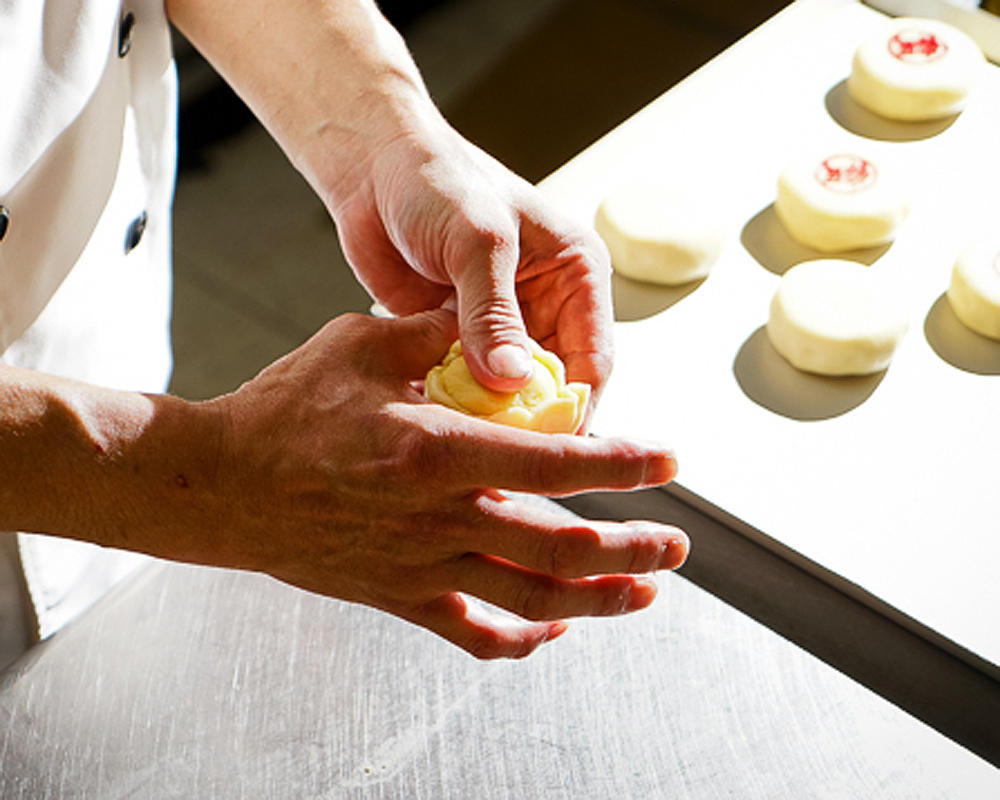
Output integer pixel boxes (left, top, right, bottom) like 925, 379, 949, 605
815, 155, 877, 193
888, 29, 949, 63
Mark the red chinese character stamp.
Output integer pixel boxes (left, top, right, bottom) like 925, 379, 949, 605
888, 29, 949, 63
815, 155, 877, 193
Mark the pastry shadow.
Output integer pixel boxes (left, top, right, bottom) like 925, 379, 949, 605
734, 326, 885, 421
612, 272, 704, 322
824, 80, 958, 142
925, 293, 1000, 375
741, 204, 889, 276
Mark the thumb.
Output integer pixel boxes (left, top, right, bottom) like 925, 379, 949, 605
454, 245, 534, 393
380, 308, 459, 380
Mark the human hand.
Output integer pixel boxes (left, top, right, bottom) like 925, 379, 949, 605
166, 0, 612, 413
326, 120, 614, 414
208, 309, 686, 659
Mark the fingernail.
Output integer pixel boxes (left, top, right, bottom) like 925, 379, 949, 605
626, 576, 658, 611
486, 344, 534, 380
544, 621, 569, 643
659, 532, 690, 571
617, 438, 678, 485
645, 452, 678, 486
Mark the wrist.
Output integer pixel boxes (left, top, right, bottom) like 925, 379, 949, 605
0, 367, 225, 562
303, 67, 447, 213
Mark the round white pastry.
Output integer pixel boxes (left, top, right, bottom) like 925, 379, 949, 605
425, 340, 591, 434
767, 260, 909, 376
775, 153, 909, 252
848, 17, 986, 121
594, 182, 725, 285
947, 238, 1000, 340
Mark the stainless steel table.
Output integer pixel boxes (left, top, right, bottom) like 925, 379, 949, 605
1, 519, 997, 798
3, 0, 1000, 794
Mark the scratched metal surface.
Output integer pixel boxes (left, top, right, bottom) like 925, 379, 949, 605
1, 554, 997, 798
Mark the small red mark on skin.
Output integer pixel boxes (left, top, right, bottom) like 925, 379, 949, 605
815, 155, 877, 194
175, 474, 190, 489
888, 30, 948, 63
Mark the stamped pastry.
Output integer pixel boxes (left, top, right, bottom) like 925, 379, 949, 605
775, 153, 909, 252
425, 340, 591, 434
848, 17, 986, 121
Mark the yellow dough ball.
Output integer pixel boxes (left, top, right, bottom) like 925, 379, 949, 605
425, 340, 591, 434
775, 152, 909, 252
947, 238, 1000, 340
767, 260, 909, 376
848, 17, 986, 121
594, 182, 725, 285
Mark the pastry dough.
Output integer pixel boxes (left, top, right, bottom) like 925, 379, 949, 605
425, 340, 591, 433
947, 238, 1000, 340
848, 17, 985, 121
594, 182, 725, 285
767, 260, 909, 376
775, 152, 909, 252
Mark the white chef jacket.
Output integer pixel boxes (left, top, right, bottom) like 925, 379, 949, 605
0, 1, 177, 643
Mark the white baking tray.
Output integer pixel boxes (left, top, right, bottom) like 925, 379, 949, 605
540, 0, 1000, 670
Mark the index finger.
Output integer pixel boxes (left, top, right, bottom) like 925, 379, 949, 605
401, 403, 677, 496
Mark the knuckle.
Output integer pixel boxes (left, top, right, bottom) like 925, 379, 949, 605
445, 215, 517, 273
543, 526, 601, 578
318, 313, 391, 376
465, 220, 517, 258
393, 426, 458, 487
597, 580, 633, 617
463, 629, 509, 661
520, 446, 553, 490
511, 577, 560, 622
321, 311, 377, 343
626, 531, 668, 574
460, 294, 525, 349
519, 440, 573, 494
462, 630, 538, 661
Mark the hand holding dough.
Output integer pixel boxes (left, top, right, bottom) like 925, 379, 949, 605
425, 340, 591, 434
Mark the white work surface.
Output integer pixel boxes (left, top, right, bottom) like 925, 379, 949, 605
540, 0, 1000, 672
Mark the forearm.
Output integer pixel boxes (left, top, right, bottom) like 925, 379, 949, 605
0, 366, 224, 564
165, 0, 444, 206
